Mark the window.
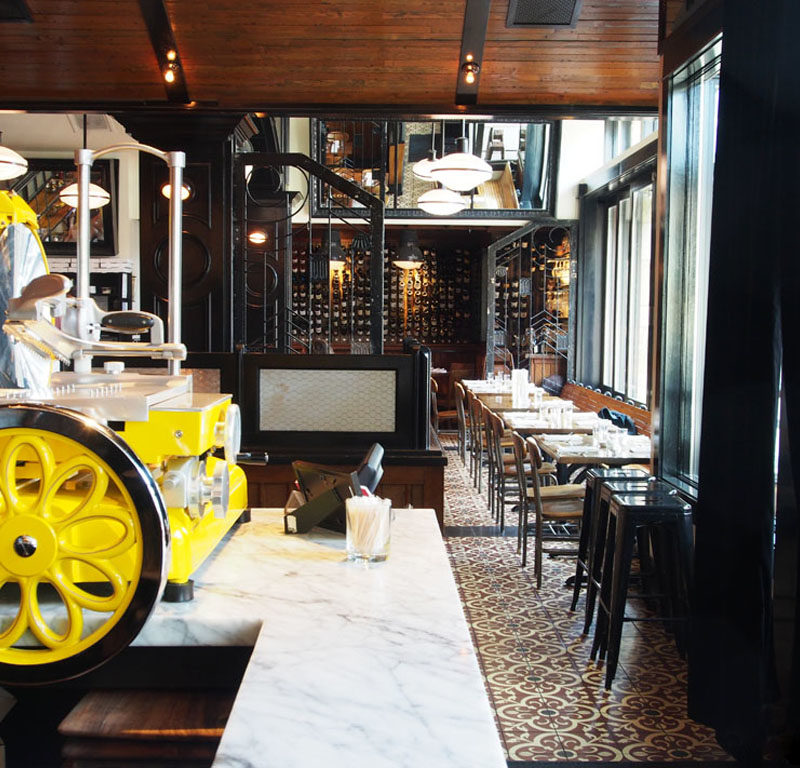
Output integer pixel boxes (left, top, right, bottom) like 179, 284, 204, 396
659, 36, 722, 495
600, 181, 654, 404
604, 117, 658, 162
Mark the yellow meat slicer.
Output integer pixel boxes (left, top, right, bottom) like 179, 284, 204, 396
0, 143, 250, 686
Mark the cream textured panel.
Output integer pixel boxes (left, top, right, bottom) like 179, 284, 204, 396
259, 369, 397, 432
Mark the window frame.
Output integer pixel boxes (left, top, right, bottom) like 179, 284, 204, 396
657, 35, 722, 497
309, 117, 561, 219
573, 139, 657, 409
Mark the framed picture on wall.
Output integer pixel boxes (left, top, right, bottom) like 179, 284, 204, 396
11, 158, 118, 256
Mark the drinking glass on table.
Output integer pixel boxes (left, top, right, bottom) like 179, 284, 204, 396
608, 426, 624, 455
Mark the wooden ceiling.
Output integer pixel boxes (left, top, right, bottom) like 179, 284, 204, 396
0, 0, 680, 114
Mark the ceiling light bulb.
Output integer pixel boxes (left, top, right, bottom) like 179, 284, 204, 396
461, 61, 481, 86
59, 182, 111, 209
160, 182, 191, 201
0, 144, 27, 180
417, 188, 466, 216
166, 49, 177, 61
164, 68, 176, 84
248, 230, 267, 245
466, 53, 474, 62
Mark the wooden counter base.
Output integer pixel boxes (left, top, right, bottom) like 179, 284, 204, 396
243, 459, 446, 531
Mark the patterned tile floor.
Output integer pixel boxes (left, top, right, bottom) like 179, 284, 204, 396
439, 436, 733, 764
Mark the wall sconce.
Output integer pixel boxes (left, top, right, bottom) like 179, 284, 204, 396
160, 181, 192, 201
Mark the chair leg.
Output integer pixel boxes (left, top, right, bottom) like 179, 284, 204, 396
590, 510, 617, 662
521, 504, 529, 567
535, 513, 543, 589
604, 511, 637, 689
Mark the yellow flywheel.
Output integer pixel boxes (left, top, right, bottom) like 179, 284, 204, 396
0, 404, 169, 686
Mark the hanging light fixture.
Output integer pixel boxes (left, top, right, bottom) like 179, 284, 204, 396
428, 121, 492, 192
0, 132, 27, 180
59, 115, 111, 209
412, 123, 439, 181
322, 228, 347, 271
417, 187, 466, 216
393, 230, 424, 270
58, 182, 111, 209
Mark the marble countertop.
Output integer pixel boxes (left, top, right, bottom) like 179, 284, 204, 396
137, 508, 506, 768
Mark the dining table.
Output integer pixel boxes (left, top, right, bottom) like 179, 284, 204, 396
500, 409, 601, 435
531, 432, 652, 483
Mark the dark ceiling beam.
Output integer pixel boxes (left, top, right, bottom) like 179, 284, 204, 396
139, 0, 191, 104
0, 0, 32, 23
455, 0, 491, 106
0, 102, 658, 120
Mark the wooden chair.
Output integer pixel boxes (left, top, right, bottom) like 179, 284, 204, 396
453, 381, 470, 464
487, 409, 522, 529
523, 436, 585, 587
466, 390, 485, 492
430, 377, 457, 434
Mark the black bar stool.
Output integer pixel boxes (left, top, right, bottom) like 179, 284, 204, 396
581, 477, 676, 634
569, 467, 648, 616
591, 493, 693, 689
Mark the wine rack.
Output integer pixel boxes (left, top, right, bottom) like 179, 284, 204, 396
491, 225, 571, 371
290, 235, 479, 349
383, 246, 475, 346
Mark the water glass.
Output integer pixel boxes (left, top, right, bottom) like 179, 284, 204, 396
346, 496, 392, 562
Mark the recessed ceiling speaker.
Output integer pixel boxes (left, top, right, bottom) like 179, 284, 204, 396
506, 0, 583, 27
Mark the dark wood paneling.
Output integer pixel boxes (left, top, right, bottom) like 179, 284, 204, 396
124, 114, 238, 352
244, 461, 445, 531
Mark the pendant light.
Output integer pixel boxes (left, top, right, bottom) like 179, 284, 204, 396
58, 182, 111, 209
0, 131, 27, 180
429, 121, 492, 192
412, 123, 439, 181
417, 187, 466, 216
59, 115, 111, 209
322, 227, 346, 271
393, 230, 424, 270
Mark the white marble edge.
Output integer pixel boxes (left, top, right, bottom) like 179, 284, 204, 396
138, 508, 506, 768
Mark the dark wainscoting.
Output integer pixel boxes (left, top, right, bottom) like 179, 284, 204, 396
243, 450, 446, 531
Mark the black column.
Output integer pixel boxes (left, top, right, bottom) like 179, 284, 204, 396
689, 1, 800, 760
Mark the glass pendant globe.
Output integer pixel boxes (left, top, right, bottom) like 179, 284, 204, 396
412, 151, 438, 181
417, 188, 466, 216
0, 145, 27, 180
59, 182, 111, 209
428, 137, 492, 192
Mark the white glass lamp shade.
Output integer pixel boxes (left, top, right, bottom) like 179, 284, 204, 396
412, 150, 437, 181
59, 182, 111, 209
417, 188, 466, 216
0, 145, 28, 181
429, 137, 492, 192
